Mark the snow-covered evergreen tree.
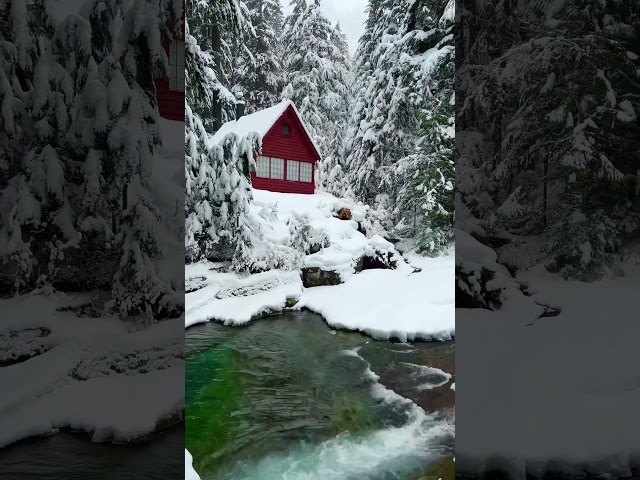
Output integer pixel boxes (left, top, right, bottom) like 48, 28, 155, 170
184, 101, 262, 268
187, 0, 253, 130
347, 0, 455, 253
0, 0, 183, 317
457, 0, 640, 279
231, 0, 284, 113
281, 0, 353, 177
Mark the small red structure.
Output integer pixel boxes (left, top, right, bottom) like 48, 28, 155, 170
156, 8, 185, 121
212, 101, 321, 194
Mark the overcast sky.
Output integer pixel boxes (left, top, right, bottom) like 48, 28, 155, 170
280, 0, 368, 56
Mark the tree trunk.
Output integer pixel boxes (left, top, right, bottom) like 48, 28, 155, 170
122, 182, 128, 211
212, 21, 223, 131
542, 156, 548, 227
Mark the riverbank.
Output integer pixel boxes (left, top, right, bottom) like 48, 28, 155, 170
0, 293, 184, 449
457, 236, 640, 477
185, 190, 454, 342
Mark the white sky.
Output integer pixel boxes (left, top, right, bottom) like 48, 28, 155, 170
280, 0, 368, 56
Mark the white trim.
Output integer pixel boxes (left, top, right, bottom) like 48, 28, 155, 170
300, 162, 313, 183
287, 160, 300, 181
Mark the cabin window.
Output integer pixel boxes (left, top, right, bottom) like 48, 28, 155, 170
168, 39, 185, 92
270, 157, 284, 179
282, 124, 291, 136
287, 160, 300, 181
300, 162, 312, 183
256, 156, 270, 178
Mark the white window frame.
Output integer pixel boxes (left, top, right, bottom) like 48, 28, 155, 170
256, 156, 270, 178
270, 157, 284, 179
300, 162, 313, 183
168, 39, 185, 92
287, 160, 300, 181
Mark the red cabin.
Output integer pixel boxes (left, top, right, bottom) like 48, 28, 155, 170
211, 101, 321, 194
156, 8, 185, 121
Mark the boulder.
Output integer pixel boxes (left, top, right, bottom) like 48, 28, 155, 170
301, 267, 343, 288
361, 250, 397, 271
309, 243, 323, 254
336, 207, 352, 220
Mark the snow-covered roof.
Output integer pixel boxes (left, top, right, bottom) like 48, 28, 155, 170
210, 100, 321, 158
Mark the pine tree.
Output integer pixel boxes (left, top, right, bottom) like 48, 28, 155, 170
105, 0, 181, 315
347, 0, 455, 251
185, 98, 262, 269
187, 0, 253, 130
231, 0, 284, 113
457, 0, 640, 279
281, 0, 352, 164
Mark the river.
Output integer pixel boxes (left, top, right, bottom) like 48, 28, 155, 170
0, 425, 184, 479
186, 310, 455, 480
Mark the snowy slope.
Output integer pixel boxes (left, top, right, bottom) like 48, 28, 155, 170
457, 262, 640, 476
185, 189, 455, 341
0, 293, 184, 448
252, 189, 397, 279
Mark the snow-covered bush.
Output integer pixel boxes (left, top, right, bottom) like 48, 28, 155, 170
417, 228, 450, 257
455, 230, 520, 309
547, 210, 621, 281
289, 214, 312, 254
234, 230, 302, 274
109, 198, 174, 319
359, 194, 392, 239
456, 262, 509, 310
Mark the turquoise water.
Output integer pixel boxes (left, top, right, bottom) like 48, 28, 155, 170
186, 311, 455, 480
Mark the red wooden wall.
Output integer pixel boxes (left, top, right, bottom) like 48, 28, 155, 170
251, 106, 319, 194
156, 5, 185, 121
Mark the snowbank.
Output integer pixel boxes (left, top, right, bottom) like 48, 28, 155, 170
299, 251, 454, 341
185, 449, 201, 480
457, 264, 640, 476
185, 268, 302, 328
252, 189, 396, 280
0, 293, 184, 448
185, 190, 454, 341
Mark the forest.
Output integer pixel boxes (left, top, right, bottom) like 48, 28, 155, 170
0, 0, 184, 318
185, 0, 455, 271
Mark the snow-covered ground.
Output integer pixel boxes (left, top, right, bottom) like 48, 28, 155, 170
186, 449, 201, 480
298, 251, 454, 341
0, 293, 184, 448
186, 189, 454, 341
457, 246, 640, 476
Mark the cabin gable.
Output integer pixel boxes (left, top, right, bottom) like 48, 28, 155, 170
262, 107, 319, 163
250, 105, 319, 195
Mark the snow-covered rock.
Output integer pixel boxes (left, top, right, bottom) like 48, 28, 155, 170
185, 449, 201, 480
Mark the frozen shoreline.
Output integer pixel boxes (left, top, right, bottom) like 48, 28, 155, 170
185, 251, 455, 343
0, 293, 185, 449
457, 232, 640, 476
